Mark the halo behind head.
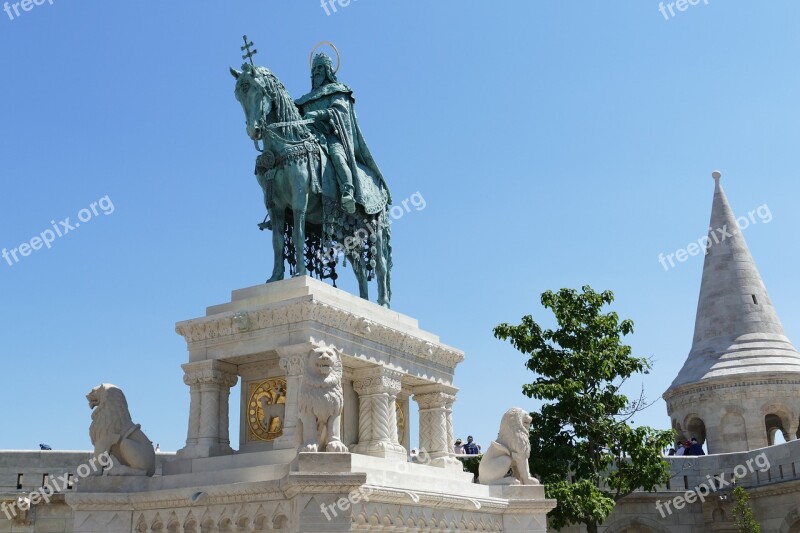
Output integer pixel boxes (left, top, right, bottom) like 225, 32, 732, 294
310, 41, 341, 74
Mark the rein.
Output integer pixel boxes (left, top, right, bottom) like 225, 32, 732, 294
247, 72, 314, 152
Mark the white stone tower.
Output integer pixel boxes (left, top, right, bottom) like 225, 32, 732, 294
663, 171, 800, 454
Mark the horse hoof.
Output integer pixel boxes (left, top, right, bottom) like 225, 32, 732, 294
266, 275, 285, 283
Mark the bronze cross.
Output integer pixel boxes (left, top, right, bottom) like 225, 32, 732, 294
241, 35, 258, 66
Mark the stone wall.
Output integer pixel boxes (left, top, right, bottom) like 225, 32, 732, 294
559, 439, 800, 532
0, 450, 173, 532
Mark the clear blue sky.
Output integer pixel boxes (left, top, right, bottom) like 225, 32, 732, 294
2, 1, 800, 452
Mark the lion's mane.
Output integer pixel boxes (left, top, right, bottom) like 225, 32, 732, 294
88, 384, 134, 446
498, 407, 532, 458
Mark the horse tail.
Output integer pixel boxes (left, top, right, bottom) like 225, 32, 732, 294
383, 214, 392, 302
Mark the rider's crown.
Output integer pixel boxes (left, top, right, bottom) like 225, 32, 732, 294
313, 53, 334, 70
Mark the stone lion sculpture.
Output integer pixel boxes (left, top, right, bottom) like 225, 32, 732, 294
297, 343, 349, 453
479, 407, 540, 485
87, 384, 156, 476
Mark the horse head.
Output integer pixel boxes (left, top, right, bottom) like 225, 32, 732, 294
231, 64, 273, 142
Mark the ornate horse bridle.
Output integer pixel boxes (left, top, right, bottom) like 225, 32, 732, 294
244, 70, 315, 153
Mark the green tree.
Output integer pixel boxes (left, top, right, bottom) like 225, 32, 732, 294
493, 286, 673, 533
732, 485, 760, 533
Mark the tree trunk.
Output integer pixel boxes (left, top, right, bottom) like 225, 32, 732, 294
586, 522, 599, 533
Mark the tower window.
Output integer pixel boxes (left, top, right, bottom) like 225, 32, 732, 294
752, 295, 758, 305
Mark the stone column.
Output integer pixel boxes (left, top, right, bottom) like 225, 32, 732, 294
184, 385, 201, 450
413, 383, 460, 468
351, 366, 407, 460
178, 360, 238, 459
445, 393, 456, 459
272, 342, 311, 450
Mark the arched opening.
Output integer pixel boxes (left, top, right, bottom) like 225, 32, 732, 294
272, 515, 288, 530
766, 414, 788, 445
200, 518, 216, 533
686, 416, 707, 450
253, 516, 267, 532
236, 516, 250, 532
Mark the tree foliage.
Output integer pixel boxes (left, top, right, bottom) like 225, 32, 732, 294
732, 486, 760, 533
494, 286, 673, 532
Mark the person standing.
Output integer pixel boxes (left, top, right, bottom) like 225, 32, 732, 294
682, 440, 693, 456
689, 438, 705, 456
454, 439, 464, 454
463, 435, 480, 455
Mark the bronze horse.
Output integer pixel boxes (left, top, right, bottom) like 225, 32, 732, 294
231, 64, 391, 307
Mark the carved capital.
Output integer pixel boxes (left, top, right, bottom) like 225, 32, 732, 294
279, 355, 304, 376
182, 360, 238, 387
276, 341, 318, 376
352, 366, 403, 397
414, 392, 456, 410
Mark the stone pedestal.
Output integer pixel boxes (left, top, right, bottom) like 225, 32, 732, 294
67, 278, 556, 532
173, 276, 465, 461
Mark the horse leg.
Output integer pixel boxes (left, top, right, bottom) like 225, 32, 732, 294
292, 198, 309, 278
267, 207, 286, 283
351, 259, 369, 300
375, 224, 390, 308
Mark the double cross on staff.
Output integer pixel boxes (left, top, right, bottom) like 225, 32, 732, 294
241, 35, 258, 66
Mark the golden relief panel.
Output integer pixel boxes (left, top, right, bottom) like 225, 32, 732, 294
247, 378, 287, 442
396, 399, 406, 440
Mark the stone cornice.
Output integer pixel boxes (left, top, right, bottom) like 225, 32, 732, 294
175, 298, 464, 370
357, 486, 510, 512
67, 480, 290, 511
281, 472, 367, 498
663, 375, 800, 405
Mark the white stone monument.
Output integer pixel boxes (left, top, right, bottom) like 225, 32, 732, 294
66, 277, 555, 532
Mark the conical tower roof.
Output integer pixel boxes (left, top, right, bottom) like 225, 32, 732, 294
669, 172, 800, 389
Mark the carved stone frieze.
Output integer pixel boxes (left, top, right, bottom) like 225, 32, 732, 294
176, 299, 464, 369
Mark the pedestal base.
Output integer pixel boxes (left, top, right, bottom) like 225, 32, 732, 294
351, 441, 407, 461
67, 451, 556, 533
